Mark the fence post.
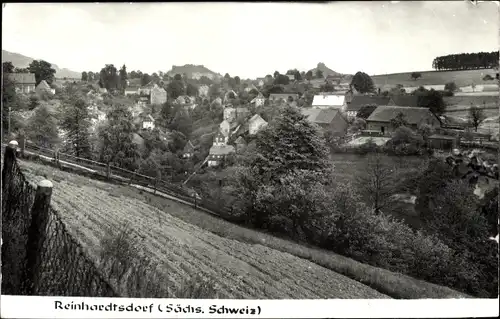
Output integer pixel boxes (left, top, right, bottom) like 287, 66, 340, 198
106, 163, 111, 180
154, 177, 158, 194
19, 135, 26, 158
24, 179, 53, 295
1, 140, 22, 294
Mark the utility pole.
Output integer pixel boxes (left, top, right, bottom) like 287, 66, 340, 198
8, 107, 11, 137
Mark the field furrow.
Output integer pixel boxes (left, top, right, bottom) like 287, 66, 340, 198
18, 160, 390, 299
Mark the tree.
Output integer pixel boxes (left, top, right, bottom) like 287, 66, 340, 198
390, 112, 409, 129
320, 82, 335, 92
411, 72, 422, 80
168, 111, 193, 139
174, 74, 182, 81
234, 76, 241, 85
444, 81, 457, 92
98, 105, 141, 170
59, 97, 92, 158
415, 89, 445, 115
224, 73, 230, 80
468, 105, 485, 132
294, 71, 302, 81
141, 73, 152, 86
28, 60, 56, 85
81, 71, 88, 82
119, 64, 128, 90
99, 64, 119, 90
3, 62, 14, 73
305, 71, 313, 81
88, 71, 95, 82
356, 153, 397, 213
350, 71, 375, 93
273, 71, 280, 79
186, 83, 199, 97
166, 80, 185, 100
273, 74, 290, 85
315, 69, 324, 79
208, 83, 221, 100
27, 105, 60, 148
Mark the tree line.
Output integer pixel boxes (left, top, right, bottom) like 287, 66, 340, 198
432, 51, 499, 71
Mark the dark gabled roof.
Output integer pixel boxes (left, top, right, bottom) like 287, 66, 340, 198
301, 108, 342, 125
346, 96, 392, 112
234, 136, 246, 145
390, 95, 420, 108
269, 93, 299, 99
209, 145, 235, 155
367, 106, 439, 125
183, 140, 195, 153
7, 73, 36, 84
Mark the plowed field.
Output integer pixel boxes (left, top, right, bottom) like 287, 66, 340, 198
19, 159, 389, 299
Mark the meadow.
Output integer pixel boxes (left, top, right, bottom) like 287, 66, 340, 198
15, 157, 470, 299
372, 68, 497, 88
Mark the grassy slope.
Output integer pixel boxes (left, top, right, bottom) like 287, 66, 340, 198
372, 69, 497, 88
18, 159, 388, 299
15, 157, 470, 299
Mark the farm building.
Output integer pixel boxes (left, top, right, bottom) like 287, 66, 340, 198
301, 108, 349, 136
311, 94, 346, 111
366, 106, 441, 135
388, 95, 420, 108
345, 96, 393, 118
234, 136, 247, 153
7, 73, 36, 93
207, 145, 235, 167
427, 134, 460, 151
140, 114, 155, 130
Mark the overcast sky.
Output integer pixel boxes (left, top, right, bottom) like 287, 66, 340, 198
2, 1, 498, 78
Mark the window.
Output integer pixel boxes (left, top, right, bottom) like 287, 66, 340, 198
381, 126, 385, 134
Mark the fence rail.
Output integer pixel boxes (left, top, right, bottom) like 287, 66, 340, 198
2, 141, 119, 296
16, 140, 237, 222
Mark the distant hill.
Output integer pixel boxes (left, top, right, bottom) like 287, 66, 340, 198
309, 63, 344, 78
371, 68, 497, 89
167, 64, 221, 81
2, 50, 82, 79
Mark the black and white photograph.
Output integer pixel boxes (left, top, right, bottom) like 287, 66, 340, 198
1, 1, 499, 318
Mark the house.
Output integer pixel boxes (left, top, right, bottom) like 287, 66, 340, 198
207, 145, 236, 167
269, 93, 299, 103
139, 81, 157, 95
346, 96, 393, 118
137, 96, 149, 108
235, 107, 250, 121
7, 73, 36, 93
311, 94, 346, 111
198, 85, 209, 97
150, 86, 167, 105
250, 92, 266, 107
286, 74, 295, 82
211, 97, 222, 107
244, 84, 259, 93
234, 136, 247, 152
223, 107, 236, 122
99, 88, 108, 94
248, 114, 268, 135
301, 108, 349, 136
35, 80, 55, 95
182, 140, 195, 159
213, 129, 228, 146
141, 114, 155, 130
125, 86, 140, 96
255, 78, 265, 87
366, 106, 442, 135
219, 120, 231, 137
388, 95, 420, 108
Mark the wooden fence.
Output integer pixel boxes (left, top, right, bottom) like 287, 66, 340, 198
13, 139, 243, 224
2, 141, 118, 296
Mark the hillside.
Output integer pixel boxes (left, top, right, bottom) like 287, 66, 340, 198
17, 158, 388, 299
309, 62, 347, 78
2, 49, 81, 79
371, 68, 497, 89
167, 64, 221, 80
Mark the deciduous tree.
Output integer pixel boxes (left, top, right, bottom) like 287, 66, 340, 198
28, 60, 56, 85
